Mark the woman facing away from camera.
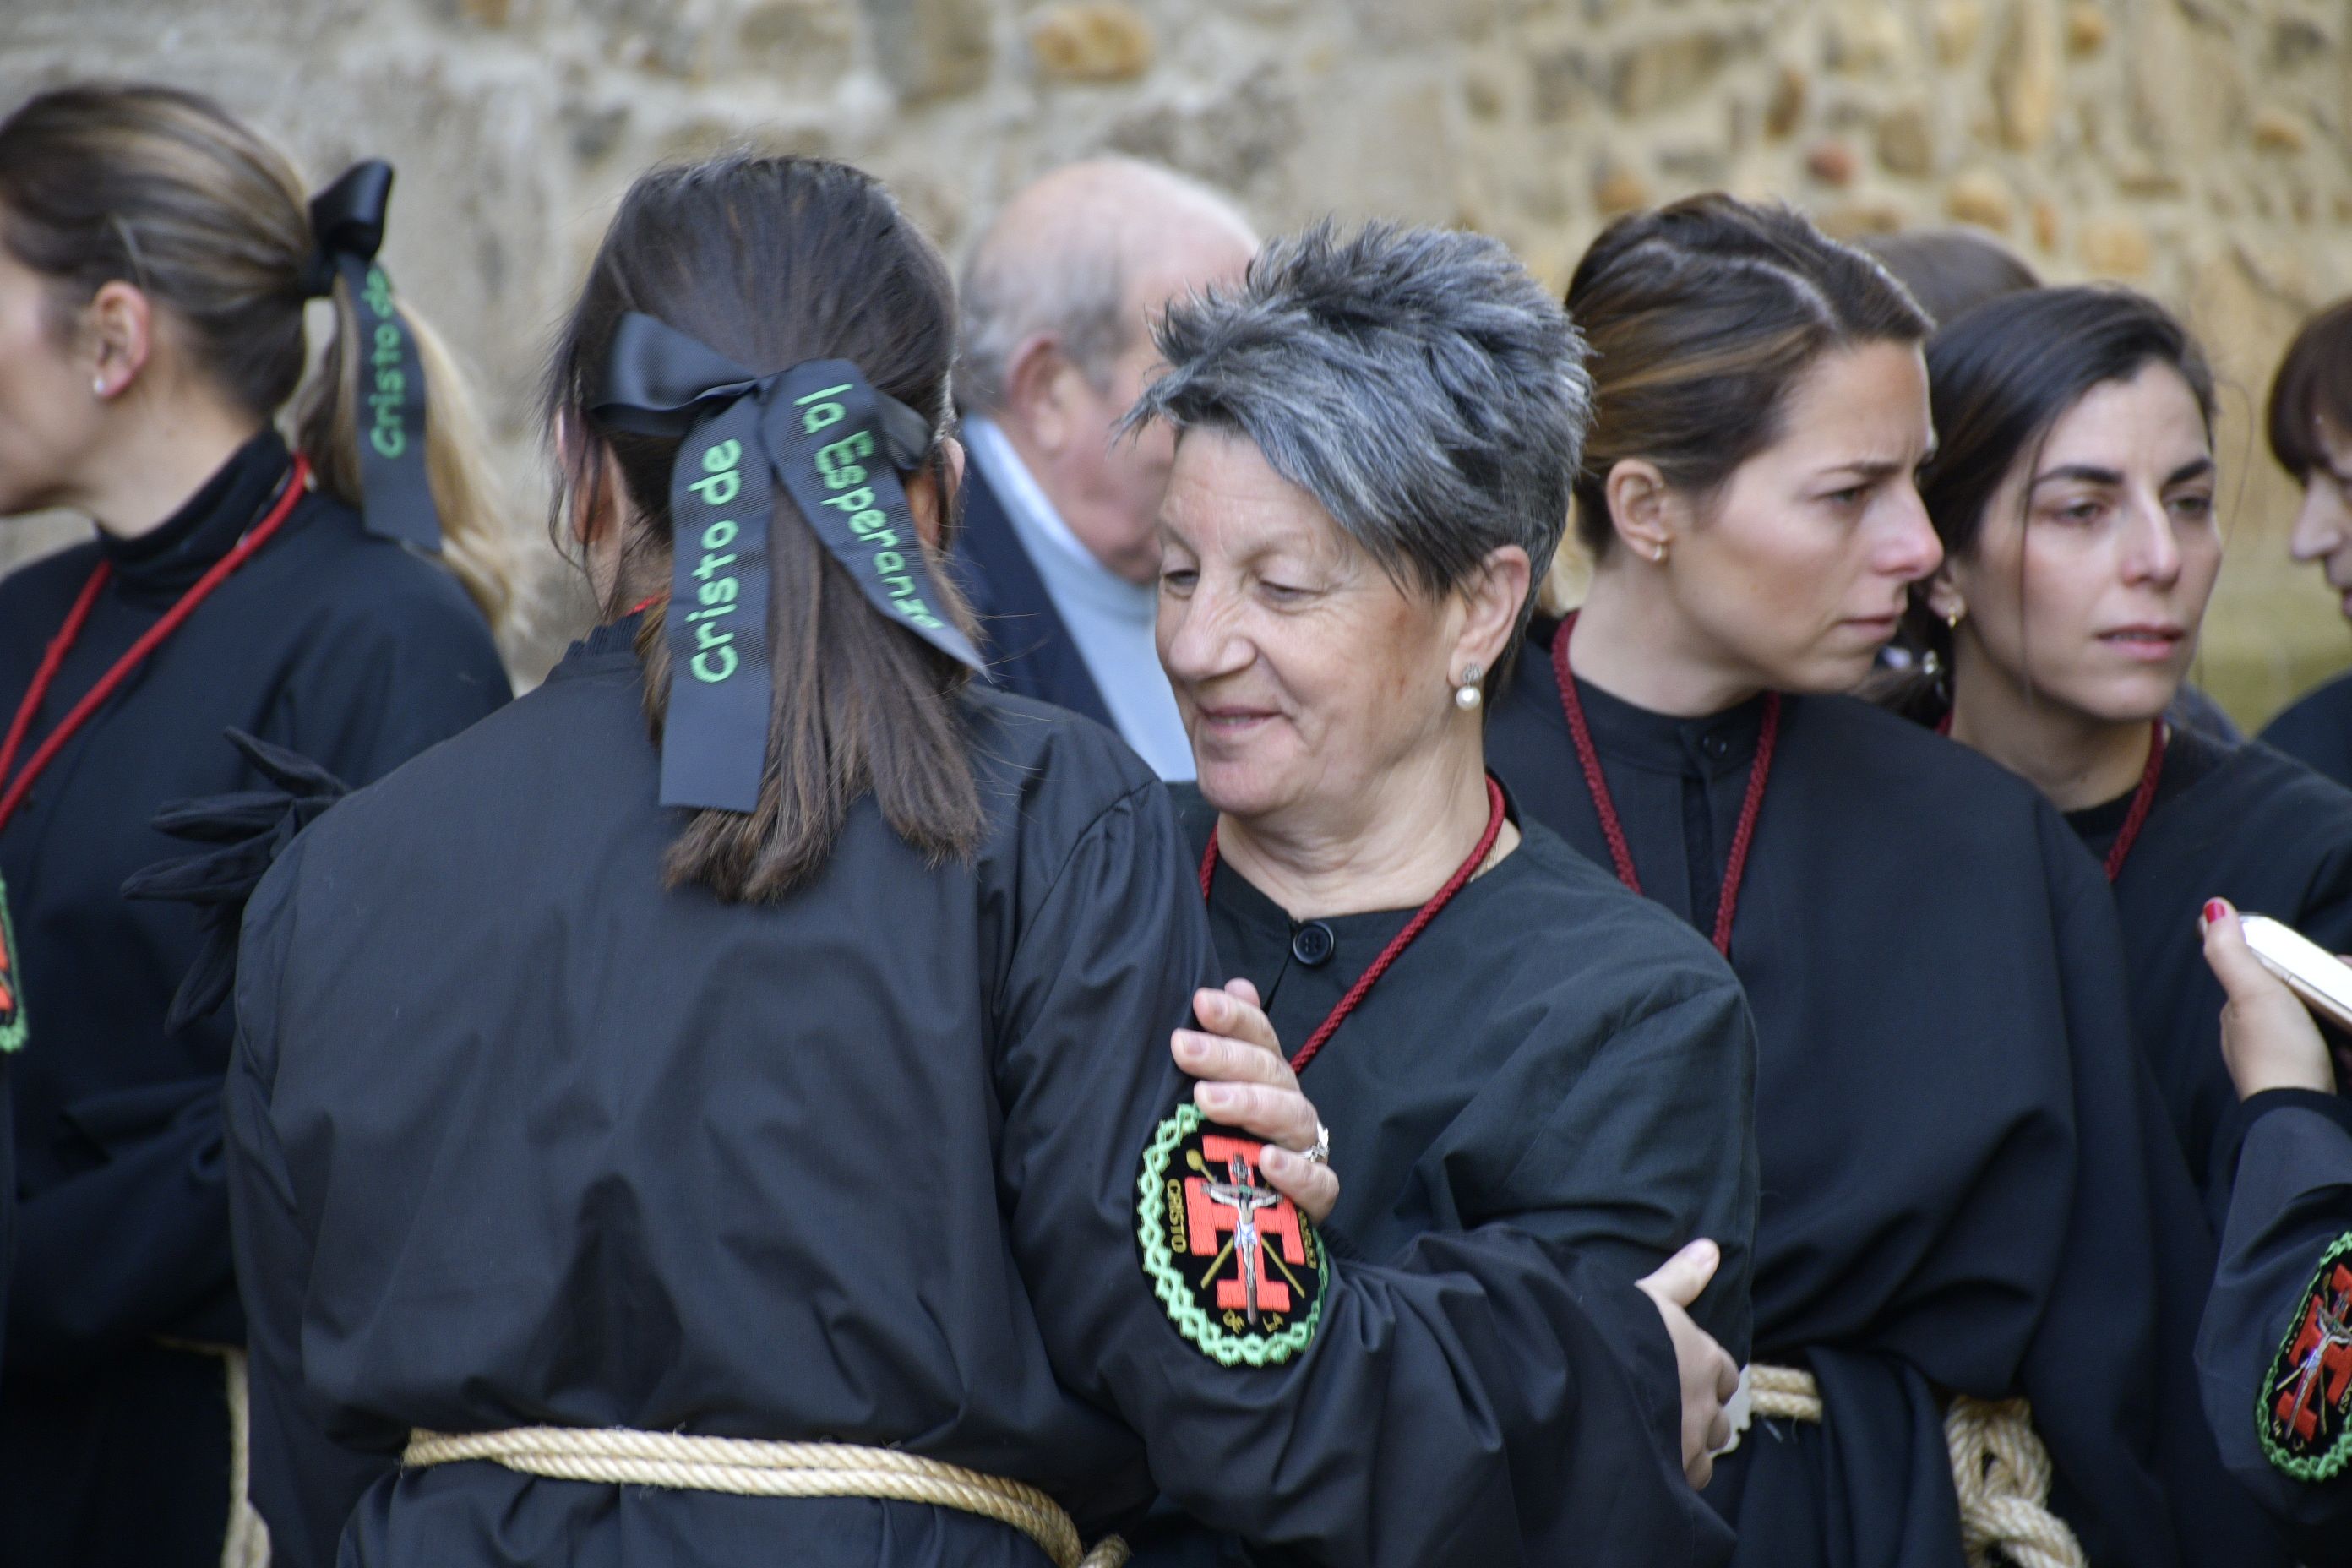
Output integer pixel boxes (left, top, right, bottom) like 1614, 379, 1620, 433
1118, 220, 1758, 1567
1891, 286, 2352, 1207
220, 153, 1756, 1568
0, 83, 514, 1568
1484, 193, 2283, 1567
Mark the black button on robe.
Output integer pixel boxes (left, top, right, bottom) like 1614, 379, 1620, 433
0, 432, 509, 1568
1486, 622, 2284, 1568
1133, 787, 1758, 1567
226, 627, 1745, 1568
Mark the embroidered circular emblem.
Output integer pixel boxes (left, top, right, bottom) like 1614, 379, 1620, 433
0, 874, 24, 1056
1135, 1102, 1328, 1366
2260, 1232, 2352, 1479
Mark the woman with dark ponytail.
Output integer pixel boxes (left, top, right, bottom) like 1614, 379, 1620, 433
0, 82, 513, 1566
219, 151, 1708, 1568
1484, 195, 2281, 1567
1900, 286, 2352, 1206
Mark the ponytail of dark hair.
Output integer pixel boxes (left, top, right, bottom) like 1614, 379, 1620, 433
0, 81, 518, 633
1880, 285, 2218, 722
546, 154, 983, 903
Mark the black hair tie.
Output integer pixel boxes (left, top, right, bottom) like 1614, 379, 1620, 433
591, 311, 980, 814
302, 160, 440, 553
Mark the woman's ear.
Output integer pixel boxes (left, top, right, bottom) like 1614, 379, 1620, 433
905, 436, 965, 551
1455, 544, 1533, 675
1602, 459, 1678, 565
1923, 566, 1966, 625
82, 280, 153, 400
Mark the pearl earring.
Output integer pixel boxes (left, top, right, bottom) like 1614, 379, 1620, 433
1945, 605, 1963, 630
1652, 540, 1669, 564
91, 377, 106, 398
1455, 663, 1484, 711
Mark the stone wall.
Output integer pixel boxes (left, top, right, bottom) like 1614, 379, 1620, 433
3, 0, 2349, 716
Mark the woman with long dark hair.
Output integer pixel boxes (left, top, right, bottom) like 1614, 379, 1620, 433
1896, 286, 2352, 1200
1485, 195, 2279, 1567
223, 153, 1734, 1568
0, 83, 514, 1566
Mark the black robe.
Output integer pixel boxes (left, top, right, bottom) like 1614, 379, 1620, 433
2066, 727, 2352, 1197
226, 622, 1748, 1568
1130, 787, 1758, 1566
0, 432, 509, 1568
1486, 621, 2283, 1568
2197, 1089, 2352, 1564
2261, 671, 2352, 792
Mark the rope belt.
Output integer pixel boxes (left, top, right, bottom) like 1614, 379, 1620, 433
1745, 1364, 2086, 1568
157, 1341, 271, 1568
403, 1428, 1130, 1568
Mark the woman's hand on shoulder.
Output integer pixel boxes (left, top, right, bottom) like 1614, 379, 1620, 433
2202, 897, 2338, 1097
1172, 981, 1340, 1225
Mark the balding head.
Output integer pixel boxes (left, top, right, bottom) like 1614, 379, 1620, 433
961, 159, 1256, 413
957, 159, 1256, 582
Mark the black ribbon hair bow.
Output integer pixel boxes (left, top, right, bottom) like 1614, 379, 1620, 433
121, 730, 350, 1032
302, 160, 441, 553
590, 311, 983, 814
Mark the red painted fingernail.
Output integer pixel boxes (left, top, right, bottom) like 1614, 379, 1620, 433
2204, 899, 2230, 924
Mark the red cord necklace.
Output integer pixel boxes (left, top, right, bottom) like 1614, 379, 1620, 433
1934, 710, 2164, 883
0, 455, 310, 837
1199, 775, 1506, 1074
1551, 611, 1779, 957
2099, 721, 2166, 882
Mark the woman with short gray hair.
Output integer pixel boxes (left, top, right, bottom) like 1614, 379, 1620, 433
1130, 221, 1759, 1565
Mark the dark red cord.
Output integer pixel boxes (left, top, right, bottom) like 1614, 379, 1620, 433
1552, 611, 1779, 957
1936, 709, 2162, 883
1199, 775, 1506, 1073
0, 456, 310, 836
2102, 719, 2165, 883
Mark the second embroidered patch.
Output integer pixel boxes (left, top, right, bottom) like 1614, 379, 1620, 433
2261, 1233, 2352, 1479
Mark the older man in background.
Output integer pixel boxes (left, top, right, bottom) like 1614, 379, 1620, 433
954, 157, 1255, 781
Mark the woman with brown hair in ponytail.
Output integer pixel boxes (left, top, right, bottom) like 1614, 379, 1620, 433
0, 82, 513, 1566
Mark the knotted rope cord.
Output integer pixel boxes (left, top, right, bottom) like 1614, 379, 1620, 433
156, 1341, 272, 1568
404, 1427, 1130, 1568
1745, 1364, 2086, 1568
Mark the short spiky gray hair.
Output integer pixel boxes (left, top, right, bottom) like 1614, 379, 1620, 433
1123, 220, 1593, 634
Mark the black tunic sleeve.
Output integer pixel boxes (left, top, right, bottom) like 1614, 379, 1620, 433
1457, 978, 1756, 1362
262, 575, 510, 787
224, 833, 407, 1567
2197, 1092, 2352, 1564
994, 785, 1722, 1565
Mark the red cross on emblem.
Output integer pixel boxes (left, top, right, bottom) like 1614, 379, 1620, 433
2278, 1265, 2352, 1445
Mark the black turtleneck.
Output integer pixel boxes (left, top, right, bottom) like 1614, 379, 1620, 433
0, 430, 509, 1568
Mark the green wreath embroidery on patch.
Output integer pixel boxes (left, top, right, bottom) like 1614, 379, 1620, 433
2259, 1232, 2352, 1479
1135, 1102, 1327, 1367
0, 874, 24, 1056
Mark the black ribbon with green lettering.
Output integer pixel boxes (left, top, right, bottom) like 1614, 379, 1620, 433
591, 312, 981, 813
302, 161, 440, 553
